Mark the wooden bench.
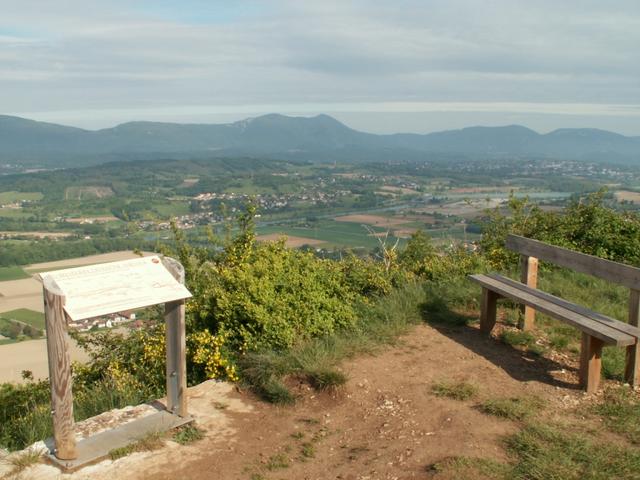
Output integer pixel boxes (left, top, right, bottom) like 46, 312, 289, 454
469, 234, 640, 393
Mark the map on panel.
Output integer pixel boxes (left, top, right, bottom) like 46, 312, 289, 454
40, 256, 192, 321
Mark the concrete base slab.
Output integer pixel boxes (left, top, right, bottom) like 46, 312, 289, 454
45, 410, 193, 473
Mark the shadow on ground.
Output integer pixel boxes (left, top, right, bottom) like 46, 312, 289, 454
420, 297, 578, 390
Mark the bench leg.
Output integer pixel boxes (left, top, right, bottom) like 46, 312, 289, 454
480, 288, 498, 334
579, 333, 604, 393
625, 343, 639, 386
519, 255, 538, 331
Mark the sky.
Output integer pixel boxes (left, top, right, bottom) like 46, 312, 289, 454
1, 0, 639, 135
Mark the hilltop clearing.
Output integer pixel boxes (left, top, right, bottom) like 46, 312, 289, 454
5, 321, 638, 480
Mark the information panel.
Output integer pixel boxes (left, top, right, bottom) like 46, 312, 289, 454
40, 256, 192, 321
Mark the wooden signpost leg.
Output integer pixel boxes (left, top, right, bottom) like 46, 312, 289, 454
43, 285, 77, 460
165, 299, 187, 417
519, 255, 538, 331
162, 256, 188, 417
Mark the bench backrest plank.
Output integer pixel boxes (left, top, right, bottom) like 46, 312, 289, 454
505, 234, 640, 291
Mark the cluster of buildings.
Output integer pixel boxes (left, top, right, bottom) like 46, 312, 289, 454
68, 311, 136, 332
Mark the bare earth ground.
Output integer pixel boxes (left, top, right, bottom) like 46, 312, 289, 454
11, 322, 596, 480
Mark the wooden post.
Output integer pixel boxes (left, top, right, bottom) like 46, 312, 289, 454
162, 257, 188, 417
519, 255, 538, 331
625, 289, 640, 386
579, 333, 604, 393
43, 278, 77, 460
480, 288, 499, 334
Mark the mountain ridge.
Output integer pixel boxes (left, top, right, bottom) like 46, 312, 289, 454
1, 113, 638, 167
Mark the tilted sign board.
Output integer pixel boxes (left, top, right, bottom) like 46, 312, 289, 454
40, 255, 192, 468
40, 255, 192, 321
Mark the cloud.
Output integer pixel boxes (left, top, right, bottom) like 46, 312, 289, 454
0, 0, 639, 131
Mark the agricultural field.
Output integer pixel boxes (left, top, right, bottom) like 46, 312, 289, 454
257, 233, 326, 248
0, 308, 46, 330
0, 191, 43, 203
64, 186, 114, 200
0, 266, 29, 281
614, 190, 640, 203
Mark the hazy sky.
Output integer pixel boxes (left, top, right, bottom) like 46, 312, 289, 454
2, 1, 639, 134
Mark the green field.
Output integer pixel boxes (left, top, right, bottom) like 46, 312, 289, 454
0, 309, 46, 330
257, 219, 398, 249
0, 191, 43, 203
0, 266, 29, 281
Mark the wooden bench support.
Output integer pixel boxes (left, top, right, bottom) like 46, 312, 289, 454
519, 255, 538, 331
625, 289, 640, 386
580, 333, 604, 394
480, 288, 499, 334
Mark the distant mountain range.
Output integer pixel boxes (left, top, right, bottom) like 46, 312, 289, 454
1, 113, 639, 167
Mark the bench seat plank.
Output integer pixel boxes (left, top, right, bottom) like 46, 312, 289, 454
469, 274, 636, 347
487, 273, 640, 340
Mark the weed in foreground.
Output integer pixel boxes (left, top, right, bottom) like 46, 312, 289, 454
306, 368, 347, 391
300, 442, 316, 459
265, 452, 290, 471
172, 424, 205, 445
431, 380, 478, 401
3, 448, 43, 475
480, 396, 543, 421
108, 430, 165, 461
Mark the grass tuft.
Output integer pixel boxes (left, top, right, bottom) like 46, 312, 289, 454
431, 379, 478, 401
593, 386, 640, 444
172, 424, 205, 445
500, 330, 535, 348
265, 452, 289, 470
4, 448, 43, 475
108, 430, 165, 460
480, 396, 543, 421
306, 368, 347, 391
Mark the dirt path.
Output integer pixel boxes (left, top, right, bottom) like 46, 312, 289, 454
82, 322, 584, 480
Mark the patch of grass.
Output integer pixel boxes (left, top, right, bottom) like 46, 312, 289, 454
421, 277, 479, 326
306, 368, 347, 391
290, 431, 305, 440
549, 333, 570, 350
602, 346, 626, 380
108, 430, 165, 460
109, 444, 135, 460
265, 452, 290, 470
507, 423, 640, 479
172, 424, 205, 445
429, 456, 510, 479
0, 266, 29, 281
593, 387, 640, 444
480, 396, 543, 421
500, 329, 536, 348
4, 448, 43, 475
300, 442, 316, 459
431, 380, 478, 401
